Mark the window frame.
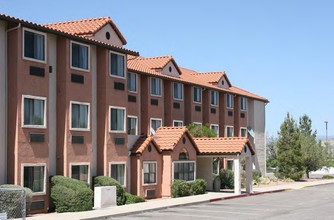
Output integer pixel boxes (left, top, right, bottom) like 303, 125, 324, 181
110, 162, 126, 187
226, 94, 234, 109
109, 51, 126, 79
22, 28, 47, 63
22, 95, 47, 129
210, 124, 219, 137
193, 87, 202, 104
150, 118, 162, 135
109, 106, 126, 133
173, 82, 183, 100
127, 115, 138, 135
70, 41, 90, 72
70, 162, 90, 184
226, 126, 234, 137
150, 77, 162, 97
173, 120, 183, 127
172, 161, 196, 182
240, 127, 248, 137
240, 97, 247, 111
210, 90, 219, 106
70, 101, 90, 131
21, 163, 46, 195
142, 161, 158, 186
128, 72, 137, 93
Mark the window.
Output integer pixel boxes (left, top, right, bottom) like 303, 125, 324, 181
210, 124, 219, 137
23, 29, 46, 62
226, 94, 234, 108
110, 163, 126, 186
174, 162, 195, 181
110, 52, 125, 77
226, 126, 234, 137
143, 162, 157, 185
212, 158, 219, 175
240, 128, 248, 137
193, 87, 202, 103
227, 160, 234, 170
110, 107, 126, 132
150, 118, 162, 134
127, 116, 138, 135
211, 91, 218, 106
71, 102, 90, 130
173, 82, 183, 100
71, 42, 89, 70
150, 78, 162, 96
173, 120, 183, 127
23, 165, 45, 193
23, 96, 46, 128
241, 97, 247, 110
128, 72, 137, 92
71, 164, 89, 183
179, 151, 189, 160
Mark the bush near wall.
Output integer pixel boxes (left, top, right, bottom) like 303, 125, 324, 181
93, 176, 126, 206
190, 179, 207, 195
220, 169, 234, 189
124, 192, 145, 204
172, 179, 207, 198
50, 176, 93, 213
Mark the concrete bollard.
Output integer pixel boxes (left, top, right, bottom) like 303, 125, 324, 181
94, 186, 117, 209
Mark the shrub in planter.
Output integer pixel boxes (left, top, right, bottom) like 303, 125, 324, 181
190, 179, 207, 195
171, 179, 191, 198
50, 176, 93, 213
124, 192, 145, 204
220, 169, 234, 189
93, 176, 126, 205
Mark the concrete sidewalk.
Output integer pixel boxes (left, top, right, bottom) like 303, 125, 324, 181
28, 179, 334, 220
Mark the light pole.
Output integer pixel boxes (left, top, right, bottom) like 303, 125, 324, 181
324, 121, 328, 142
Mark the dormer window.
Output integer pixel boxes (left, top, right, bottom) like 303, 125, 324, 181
106, 32, 111, 40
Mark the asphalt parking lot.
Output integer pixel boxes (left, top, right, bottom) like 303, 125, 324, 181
113, 183, 334, 220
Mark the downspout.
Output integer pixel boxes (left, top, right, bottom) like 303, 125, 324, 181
5, 22, 21, 183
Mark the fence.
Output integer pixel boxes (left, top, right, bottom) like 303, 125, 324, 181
0, 188, 26, 219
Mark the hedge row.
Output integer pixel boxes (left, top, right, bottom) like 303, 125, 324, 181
171, 179, 207, 198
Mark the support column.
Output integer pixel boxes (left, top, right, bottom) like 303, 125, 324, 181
246, 156, 253, 193
234, 154, 241, 195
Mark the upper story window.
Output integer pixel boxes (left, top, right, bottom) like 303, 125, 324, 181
128, 72, 137, 92
150, 77, 162, 96
193, 87, 202, 103
210, 124, 219, 137
127, 116, 138, 135
241, 97, 247, 111
70, 101, 90, 131
71, 42, 89, 70
226, 126, 234, 137
23, 29, 46, 62
150, 118, 162, 135
110, 106, 126, 132
226, 94, 234, 108
173, 120, 183, 127
240, 128, 248, 137
22, 95, 46, 128
110, 52, 125, 77
211, 91, 218, 106
173, 82, 183, 100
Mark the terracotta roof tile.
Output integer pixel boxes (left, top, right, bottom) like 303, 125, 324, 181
194, 72, 226, 83
194, 137, 255, 155
131, 135, 160, 154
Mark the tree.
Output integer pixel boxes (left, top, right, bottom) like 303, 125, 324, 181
276, 113, 305, 180
266, 135, 278, 169
187, 123, 217, 138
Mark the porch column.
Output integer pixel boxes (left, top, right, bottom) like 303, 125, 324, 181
246, 156, 253, 193
234, 154, 241, 195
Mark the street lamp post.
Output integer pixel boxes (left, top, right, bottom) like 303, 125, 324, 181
324, 121, 328, 142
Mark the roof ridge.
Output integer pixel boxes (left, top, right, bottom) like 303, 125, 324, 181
43, 16, 110, 26
197, 71, 225, 75
136, 55, 173, 60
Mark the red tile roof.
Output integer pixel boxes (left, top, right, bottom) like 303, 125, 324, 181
44, 16, 127, 45
194, 137, 255, 155
131, 136, 160, 154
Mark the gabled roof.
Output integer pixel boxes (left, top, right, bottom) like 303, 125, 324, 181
131, 135, 160, 155
194, 137, 255, 155
44, 16, 127, 45
195, 71, 232, 87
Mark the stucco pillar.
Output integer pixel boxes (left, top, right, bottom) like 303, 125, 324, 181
246, 156, 253, 193
161, 152, 172, 197
234, 154, 241, 195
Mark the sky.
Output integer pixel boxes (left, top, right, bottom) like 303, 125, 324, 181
1, 0, 333, 138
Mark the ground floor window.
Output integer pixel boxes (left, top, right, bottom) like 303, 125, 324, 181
174, 162, 195, 181
212, 158, 219, 175
110, 163, 126, 186
71, 164, 89, 183
143, 162, 157, 185
23, 164, 45, 193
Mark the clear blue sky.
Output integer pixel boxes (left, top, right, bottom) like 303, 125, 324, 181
1, 0, 333, 138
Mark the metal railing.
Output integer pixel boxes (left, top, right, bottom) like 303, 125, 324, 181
0, 188, 26, 219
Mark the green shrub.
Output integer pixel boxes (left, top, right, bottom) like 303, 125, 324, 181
253, 169, 262, 185
220, 169, 234, 189
322, 175, 334, 179
171, 179, 191, 198
190, 179, 207, 195
50, 176, 93, 213
124, 192, 145, 204
93, 176, 126, 205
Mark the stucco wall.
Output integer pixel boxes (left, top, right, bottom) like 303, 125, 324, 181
94, 24, 123, 47
197, 157, 214, 190
0, 21, 6, 184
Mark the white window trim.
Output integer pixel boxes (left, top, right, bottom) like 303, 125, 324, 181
109, 51, 126, 79
241, 97, 247, 111
150, 77, 162, 97
173, 120, 183, 127
211, 90, 219, 107
70, 101, 91, 131
173, 82, 183, 101
69, 162, 91, 185
142, 161, 158, 186
240, 127, 248, 137
150, 118, 162, 135
128, 72, 138, 93
70, 40, 90, 72
22, 28, 47, 63
172, 161, 196, 182
22, 95, 47, 129
109, 162, 127, 187
109, 106, 126, 133
225, 125, 234, 137
226, 94, 234, 109
128, 115, 138, 135
193, 87, 202, 104
21, 163, 47, 195
210, 124, 219, 137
